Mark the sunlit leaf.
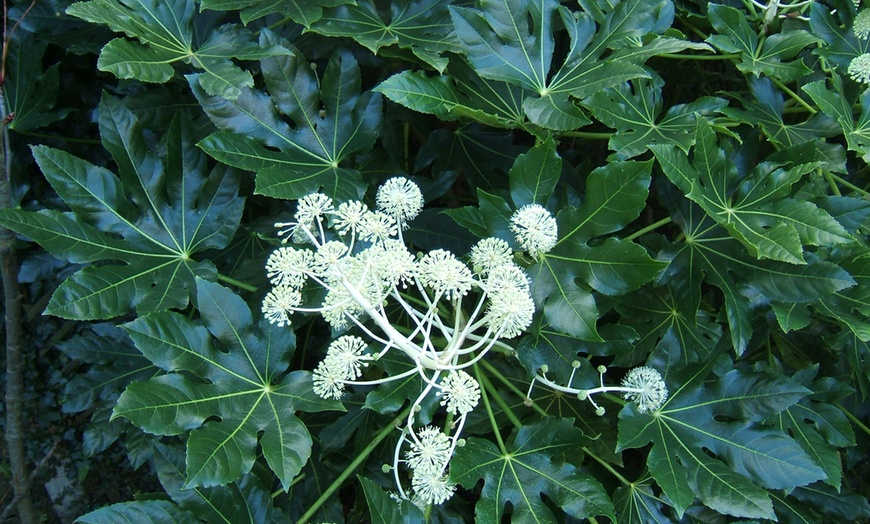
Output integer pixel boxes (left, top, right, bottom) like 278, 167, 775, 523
194, 31, 381, 202
452, 417, 615, 522
0, 95, 244, 319
618, 366, 825, 519
114, 278, 343, 489
66, 0, 291, 99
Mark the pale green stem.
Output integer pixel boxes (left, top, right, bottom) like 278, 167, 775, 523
656, 52, 740, 60
476, 364, 523, 429
559, 131, 613, 139
295, 406, 410, 524
827, 173, 870, 197
822, 169, 842, 197
771, 76, 816, 115
624, 216, 672, 242
216, 273, 257, 293
835, 402, 870, 438
583, 447, 631, 486
474, 363, 508, 453
479, 359, 549, 417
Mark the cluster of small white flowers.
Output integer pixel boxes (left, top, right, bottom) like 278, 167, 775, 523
848, 53, 870, 84
856, 10, 870, 40
263, 178, 557, 506
510, 204, 558, 258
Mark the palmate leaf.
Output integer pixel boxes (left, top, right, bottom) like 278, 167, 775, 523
804, 80, 870, 163
75, 500, 199, 524
652, 120, 853, 265
155, 443, 283, 524
359, 476, 425, 523
3, 31, 73, 132
584, 77, 726, 159
613, 475, 672, 523
658, 186, 855, 355
0, 95, 244, 320
200, 0, 353, 26
530, 159, 666, 341
615, 281, 721, 365
768, 366, 855, 490
66, 0, 290, 100
811, 3, 870, 72
114, 278, 343, 489
618, 365, 825, 520
311, 0, 461, 72
452, 417, 615, 522
449, 0, 678, 131
720, 77, 840, 148
194, 30, 381, 202
706, 3, 819, 82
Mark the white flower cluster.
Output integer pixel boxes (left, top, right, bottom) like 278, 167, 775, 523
527, 363, 668, 416
263, 178, 557, 506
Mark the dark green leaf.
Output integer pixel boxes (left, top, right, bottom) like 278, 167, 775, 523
0, 97, 244, 319
75, 500, 199, 524
115, 279, 343, 489
359, 476, 425, 523
618, 369, 824, 519
66, 0, 290, 99
452, 417, 615, 522
584, 77, 726, 159
194, 34, 381, 202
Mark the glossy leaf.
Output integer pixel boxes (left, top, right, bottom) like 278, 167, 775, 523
659, 186, 855, 354
706, 3, 819, 81
75, 500, 199, 524
3, 32, 72, 131
114, 278, 343, 489
804, 80, 870, 163
652, 120, 853, 265
0, 96, 244, 319
311, 0, 460, 72
66, 0, 290, 99
194, 32, 381, 202
452, 417, 615, 522
721, 77, 840, 148
584, 77, 727, 159
442, 0, 687, 131
200, 0, 353, 26
618, 368, 825, 519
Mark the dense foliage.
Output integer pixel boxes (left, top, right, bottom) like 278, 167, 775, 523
2, 0, 870, 522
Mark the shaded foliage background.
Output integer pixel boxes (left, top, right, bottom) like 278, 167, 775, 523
1, 0, 870, 522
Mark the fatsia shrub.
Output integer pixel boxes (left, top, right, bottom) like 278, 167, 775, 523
1, 0, 870, 522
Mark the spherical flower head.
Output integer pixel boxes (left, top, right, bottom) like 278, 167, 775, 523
849, 53, 870, 84
411, 469, 455, 506
261, 284, 302, 326
438, 371, 481, 415
321, 288, 362, 330
469, 237, 512, 276
485, 286, 535, 338
368, 239, 417, 288
856, 10, 870, 40
417, 249, 474, 300
313, 241, 349, 277
376, 177, 424, 228
266, 247, 314, 288
485, 263, 530, 294
621, 366, 668, 414
332, 200, 368, 235
406, 426, 451, 474
313, 358, 347, 399
510, 204, 557, 257
326, 335, 371, 380
359, 210, 398, 244
295, 193, 334, 224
